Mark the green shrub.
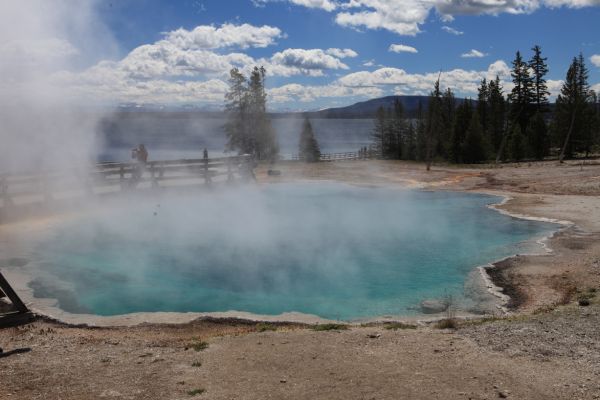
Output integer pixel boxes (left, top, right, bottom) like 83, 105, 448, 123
187, 388, 205, 396
384, 322, 417, 330
312, 323, 348, 331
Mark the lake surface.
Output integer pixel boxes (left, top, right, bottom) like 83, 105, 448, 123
99, 116, 374, 161
26, 183, 557, 320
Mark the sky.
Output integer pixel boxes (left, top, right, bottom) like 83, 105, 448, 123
3, 0, 600, 111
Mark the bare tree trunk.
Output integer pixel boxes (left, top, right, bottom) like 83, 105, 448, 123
425, 126, 433, 171
558, 110, 577, 164
495, 133, 508, 165
495, 106, 522, 165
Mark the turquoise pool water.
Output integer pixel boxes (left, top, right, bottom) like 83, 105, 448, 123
28, 183, 557, 320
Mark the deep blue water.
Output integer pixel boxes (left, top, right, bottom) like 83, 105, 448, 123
29, 183, 557, 320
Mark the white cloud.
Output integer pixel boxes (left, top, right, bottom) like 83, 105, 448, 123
336, 0, 431, 36
266, 0, 600, 36
269, 48, 349, 74
441, 26, 463, 35
363, 59, 375, 67
335, 60, 512, 95
461, 49, 487, 58
164, 23, 283, 49
268, 82, 383, 103
591, 54, 600, 67
252, 0, 337, 11
389, 44, 418, 54
326, 48, 358, 58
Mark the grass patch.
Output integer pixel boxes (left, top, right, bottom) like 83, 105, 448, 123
191, 361, 202, 367
459, 316, 505, 327
384, 322, 417, 330
189, 341, 209, 352
256, 323, 277, 332
312, 323, 348, 331
435, 318, 458, 330
187, 388, 205, 396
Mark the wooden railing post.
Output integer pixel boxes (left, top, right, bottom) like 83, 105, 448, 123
0, 176, 13, 207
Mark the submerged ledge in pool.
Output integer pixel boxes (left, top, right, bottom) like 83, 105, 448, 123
16, 183, 558, 321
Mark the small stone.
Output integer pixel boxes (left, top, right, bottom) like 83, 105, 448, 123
280, 379, 287, 383
498, 391, 508, 398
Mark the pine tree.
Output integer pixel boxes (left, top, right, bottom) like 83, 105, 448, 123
508, 51, 534, 135
477, 79, 489, 135
425, 78, 443, 170
391, 99, 406, 159
372, 106, 387, 158
224, 66, 278, 160
555, 54, 594, 160
415, 101, 428, 161
527, 112, 548, 160
529, 45, 550, 113
404, 122, 417, 160
449, 99, 472, 163
298, 117, 321, 162
488, 76, 507, 155
224, 68, 249, 154
509, 125, 525, 162
463, 111, 487, 164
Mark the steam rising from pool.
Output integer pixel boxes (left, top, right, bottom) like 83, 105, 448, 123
27, 184, 556, 320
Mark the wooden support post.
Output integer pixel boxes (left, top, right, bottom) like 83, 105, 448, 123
0, 176, 13, 207
150, 164, 158, 188
227, 159, 234, 183
0, 271, 28, 314
203, 153, 212, 185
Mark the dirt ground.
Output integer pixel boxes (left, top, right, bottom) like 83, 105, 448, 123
2, 160, 600, 399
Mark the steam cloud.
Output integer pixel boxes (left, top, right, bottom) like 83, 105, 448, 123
0, 1, 116, 174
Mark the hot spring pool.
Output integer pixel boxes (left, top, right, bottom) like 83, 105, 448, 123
25, 183, 557, 320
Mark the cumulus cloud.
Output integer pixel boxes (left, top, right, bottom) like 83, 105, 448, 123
267, 0, 600, 36
269, 48, 349, 75
268, 82, 383, 103
461, 49, 487, 58
441, 25, 464, 35
389, 44, 418, 54
164, 23, 283, 49
335, 60, 511, 94
253, 0, 338, 11
326, 48, 358, 58
336, 0, 431, 36
591, 54, 600, 67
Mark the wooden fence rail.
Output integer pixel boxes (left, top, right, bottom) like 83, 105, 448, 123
0, 155, 254, 208
291, 151, 368, 162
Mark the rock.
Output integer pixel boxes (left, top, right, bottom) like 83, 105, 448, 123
420, 300, 449, 314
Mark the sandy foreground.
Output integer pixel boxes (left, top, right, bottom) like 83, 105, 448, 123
1, 160, 600, 399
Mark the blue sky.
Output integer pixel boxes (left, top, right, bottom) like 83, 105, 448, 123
21, 0, 600, 110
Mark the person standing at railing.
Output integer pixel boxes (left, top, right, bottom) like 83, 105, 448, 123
131, 144, 148, 183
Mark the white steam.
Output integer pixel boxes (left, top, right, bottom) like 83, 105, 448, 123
0, 1, 116, 173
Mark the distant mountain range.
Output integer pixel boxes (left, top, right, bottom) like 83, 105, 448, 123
300, 96, 431, 119
113, 95, 488, 119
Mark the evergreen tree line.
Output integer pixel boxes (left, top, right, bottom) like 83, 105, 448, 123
224, 66, 279, 161
371, 46, 600, 164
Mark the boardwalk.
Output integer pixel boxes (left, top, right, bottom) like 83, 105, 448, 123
0, 155, 254, 217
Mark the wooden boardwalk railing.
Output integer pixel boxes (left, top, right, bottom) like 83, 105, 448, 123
291, 151, 368, 162
0, 155, 254, 209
